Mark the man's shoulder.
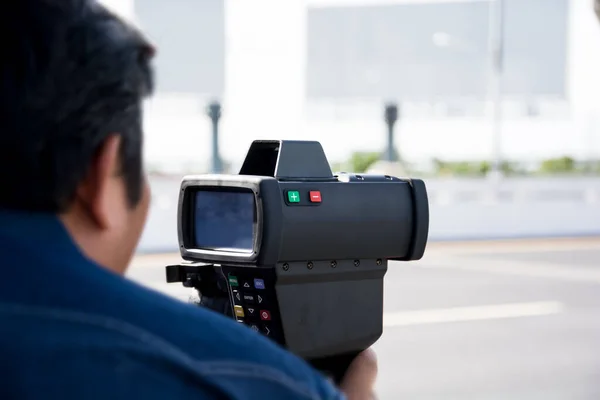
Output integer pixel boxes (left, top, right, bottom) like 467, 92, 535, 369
128, 281, 343, 398
0, 299, 340, 400
0, 252, 342, 400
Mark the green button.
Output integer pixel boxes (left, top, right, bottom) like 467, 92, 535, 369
287, 191, 300, 203
228, 275, 239, 287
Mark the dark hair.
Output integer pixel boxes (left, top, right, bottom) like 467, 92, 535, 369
0, 0, 154, 213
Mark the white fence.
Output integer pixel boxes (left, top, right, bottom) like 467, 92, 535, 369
138, 176, 600, 253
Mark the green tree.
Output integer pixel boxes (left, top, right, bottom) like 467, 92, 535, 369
539, 156, 576, 174
349, 152, 381, 173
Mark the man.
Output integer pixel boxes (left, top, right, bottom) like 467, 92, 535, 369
0, 1, 376, 399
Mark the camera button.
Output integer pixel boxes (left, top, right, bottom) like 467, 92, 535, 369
228, 275, 239, 287
234, 305, 245, 318
309, 191, 322, 203
253, 278, 265, 290
286, 190, 300, 203
246, 306, 257, 317
243, 294, 255, 303
260, 310, 271, 321
261, 324, 271, 336
232, 290, 242, 303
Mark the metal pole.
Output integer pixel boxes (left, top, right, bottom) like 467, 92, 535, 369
207, 101, 223, 173
384, 102, 399, 162
487, 0, 504, 179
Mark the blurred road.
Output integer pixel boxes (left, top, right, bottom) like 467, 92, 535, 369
127, 237, 600, 399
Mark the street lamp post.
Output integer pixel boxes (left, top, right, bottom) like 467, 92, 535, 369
207, 101, 223, 174
384, 102, 399, 162
487, 0, 505, 181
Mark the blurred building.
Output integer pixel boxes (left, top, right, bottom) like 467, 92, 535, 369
100, 0, 600, 172
307, 0, 566, 102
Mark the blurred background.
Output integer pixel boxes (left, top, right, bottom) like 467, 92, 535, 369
103, 0, 600, 398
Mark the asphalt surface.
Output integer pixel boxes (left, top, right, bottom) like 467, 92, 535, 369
127, 238, 600, 399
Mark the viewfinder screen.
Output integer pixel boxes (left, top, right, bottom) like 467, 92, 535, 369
193, 190, 256, 252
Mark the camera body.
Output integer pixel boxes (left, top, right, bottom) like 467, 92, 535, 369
166, 140, 429, 378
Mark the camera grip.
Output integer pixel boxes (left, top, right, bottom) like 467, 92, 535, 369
188, 265, 362, 385
308, 351, 361, 385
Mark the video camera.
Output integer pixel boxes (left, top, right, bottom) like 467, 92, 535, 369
165, 139, 429, 381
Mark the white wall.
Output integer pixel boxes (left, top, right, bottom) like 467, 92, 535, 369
568, 0, 600, 117
222, 0, 307, 162
568, 0, 600, 165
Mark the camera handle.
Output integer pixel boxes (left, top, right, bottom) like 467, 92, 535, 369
308, 351, 360, 385
199, 287, 358, 384
185, 267, 357, 385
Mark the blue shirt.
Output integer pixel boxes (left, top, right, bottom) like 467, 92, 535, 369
0, 210, 343, 399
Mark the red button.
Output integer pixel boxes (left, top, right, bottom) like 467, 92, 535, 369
260, 310, 271, 321
309, 191, 322, 203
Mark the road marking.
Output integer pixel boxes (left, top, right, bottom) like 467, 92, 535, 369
127, 278, 566, 328
422, 239, 600, 256
420, 257, 600, 284
383, 301, 564, 327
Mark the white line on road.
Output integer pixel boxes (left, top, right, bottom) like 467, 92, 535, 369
383, 301, 565, 327
421, 239, 600, 256
128, 281, 567, 330
420, 257, 600, 284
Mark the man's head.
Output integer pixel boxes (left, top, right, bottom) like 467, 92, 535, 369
0, 0, 155, 273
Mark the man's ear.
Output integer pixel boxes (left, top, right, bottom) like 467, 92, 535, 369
76, 134, 123, 230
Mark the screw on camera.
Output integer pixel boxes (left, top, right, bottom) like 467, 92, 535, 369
307, 261, 314, 270
282, 263, 289, 271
